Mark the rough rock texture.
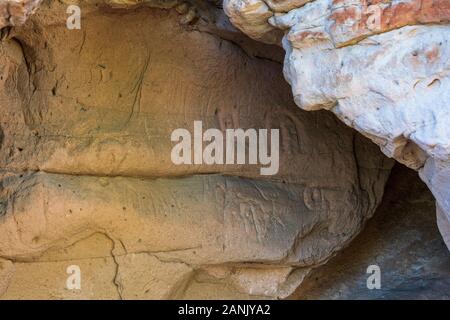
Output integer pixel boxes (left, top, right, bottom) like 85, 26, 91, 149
0, 1, 394, 299
290, 164, 450, 299
223, 0, 450, 249
0, 0, 42, 28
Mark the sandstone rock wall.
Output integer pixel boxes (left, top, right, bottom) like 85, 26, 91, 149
0, 1, 393, 298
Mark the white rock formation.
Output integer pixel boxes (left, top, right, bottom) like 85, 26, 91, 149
223, 0, 450, 249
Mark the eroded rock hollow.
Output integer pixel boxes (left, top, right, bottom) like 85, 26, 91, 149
0, 0, 447, 299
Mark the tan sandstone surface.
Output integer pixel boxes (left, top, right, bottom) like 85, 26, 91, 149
5, 0, 450, 300
0, 0, 399, 299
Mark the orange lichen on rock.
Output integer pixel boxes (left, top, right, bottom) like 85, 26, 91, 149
382, 0, 450, 27
287, 30, 329, 44
329, 0, 450, 46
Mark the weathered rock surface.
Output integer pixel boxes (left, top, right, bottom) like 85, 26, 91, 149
0, 0, 42, 28
223, 0, 450, 249
290, 164, 450, 299
0, 1, 393, 298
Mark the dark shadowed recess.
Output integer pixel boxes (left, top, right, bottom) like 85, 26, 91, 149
290, 163, 450, 300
